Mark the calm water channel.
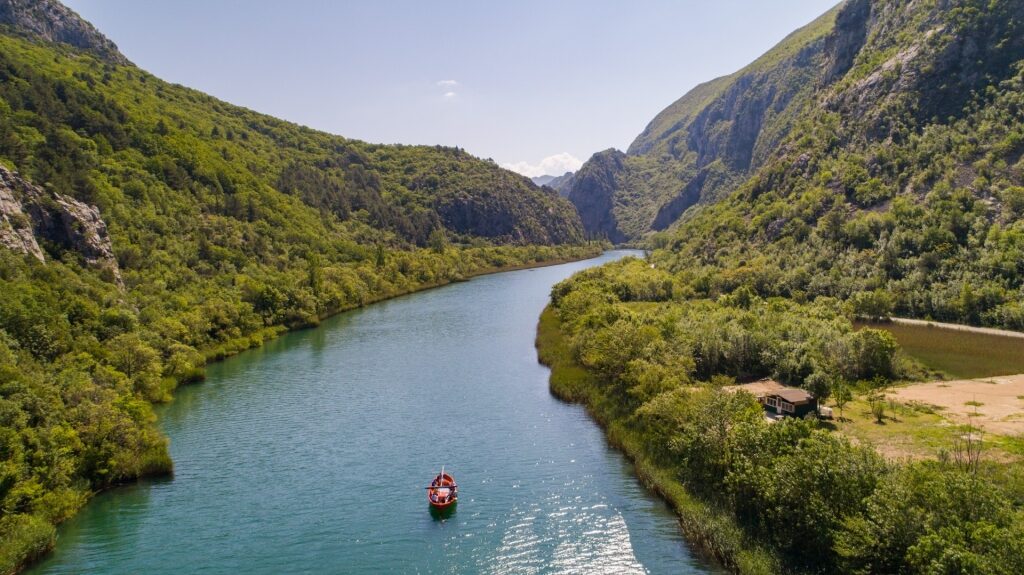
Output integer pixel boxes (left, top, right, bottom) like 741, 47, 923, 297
31, 250, 714, 575
856, 320, 1024, 379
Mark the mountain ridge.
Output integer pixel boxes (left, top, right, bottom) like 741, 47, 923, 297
567, 2, 846, 241
580, 0, 1024, 331
0, 0, 127, 64
532, 171, 575, 197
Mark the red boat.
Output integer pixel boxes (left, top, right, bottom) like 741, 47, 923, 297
426, 467, 458, 509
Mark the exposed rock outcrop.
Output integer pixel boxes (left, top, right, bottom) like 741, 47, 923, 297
0, 165, 122, 285
825, 0, 1024, 139
566, 0, 1024, 243
0, 0, 128, 64
435, 188, 579, 245
567, 3, 842, 242
823, 0, 870, 82
0, 171, 44, 261
566, 150, 627, 243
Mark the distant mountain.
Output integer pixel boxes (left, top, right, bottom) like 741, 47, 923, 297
532, 172, 575, 198
547, 172, 575, 197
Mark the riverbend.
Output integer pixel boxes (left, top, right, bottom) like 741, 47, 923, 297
30, 251, 714, 575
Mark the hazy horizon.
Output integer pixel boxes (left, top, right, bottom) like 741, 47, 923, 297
64, 0, 837, 176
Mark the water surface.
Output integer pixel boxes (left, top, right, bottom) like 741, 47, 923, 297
856, 320, 1024, 378
32, 250, 713, 575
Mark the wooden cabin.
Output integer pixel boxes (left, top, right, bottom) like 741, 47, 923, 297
762, 386, 817, 418
724, 379, 818, 419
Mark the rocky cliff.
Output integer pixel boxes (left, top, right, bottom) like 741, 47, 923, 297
566, 149, 627, 243
568, 0, 1024, 243
646, 0, 1024, 329
0, 0, 127, 64
567, 3, 843, 241
0, 165, 121, 283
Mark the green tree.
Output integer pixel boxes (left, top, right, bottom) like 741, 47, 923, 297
838, 464, 1024, 575
759, 433, 885, 571
428, 228, 449, 254
107, 334, 160, 381
851, 289, 895, 319
833, 379, 853, 420
106, 334, 165, 400
307, 251, 324, 302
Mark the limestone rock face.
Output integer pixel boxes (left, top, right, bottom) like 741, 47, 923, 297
547, 172, 575, 198
567, 149, 627, 243
0, 165, 122, 285
567, 4, 842, 242
0, 0, 128, 64
0, 170, 44, 262
566, 0, 1024, 243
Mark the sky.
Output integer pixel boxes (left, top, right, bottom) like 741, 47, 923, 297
63, 0, 838, 177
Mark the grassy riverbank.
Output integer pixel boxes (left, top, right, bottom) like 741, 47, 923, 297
196, 243, 606, 364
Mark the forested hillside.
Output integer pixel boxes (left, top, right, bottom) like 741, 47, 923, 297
571, 0, 1024, 235
0, 2, 594, 571
541, 1, 1024, 571
570, 0, 1024, 329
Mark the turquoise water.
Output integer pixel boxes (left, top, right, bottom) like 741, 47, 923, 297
31, 251, 714, 574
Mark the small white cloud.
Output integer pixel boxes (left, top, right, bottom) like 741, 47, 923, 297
436, 81, 459, 101
502, 153, 584, 178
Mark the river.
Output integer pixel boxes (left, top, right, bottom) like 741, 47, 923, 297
30, 250, 714, 575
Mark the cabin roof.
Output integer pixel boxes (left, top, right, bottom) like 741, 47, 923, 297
774, 388, 814, 404
723, 378, 786, 397
723, 378, 815, 404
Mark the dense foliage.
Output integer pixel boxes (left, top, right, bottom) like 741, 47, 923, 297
0, 21, 595, 573
542, 257, 1024, 574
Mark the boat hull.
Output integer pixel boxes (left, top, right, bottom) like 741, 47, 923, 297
427, 472, 458, 509
428, 498, 457, 510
